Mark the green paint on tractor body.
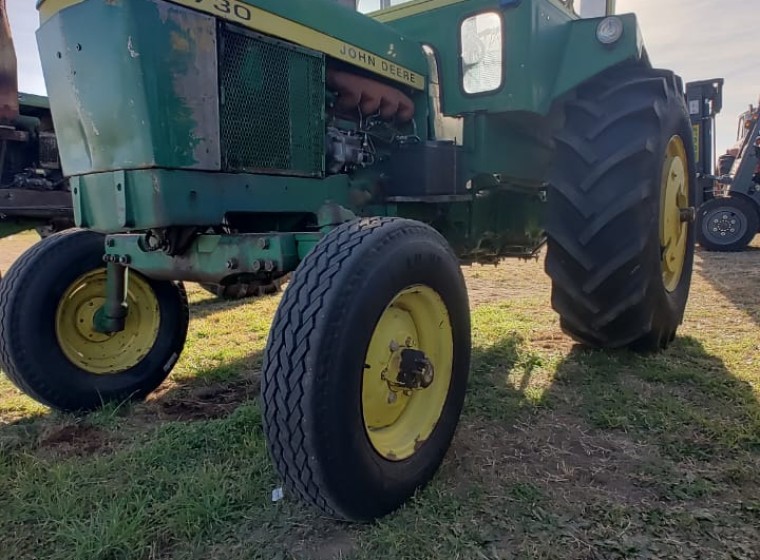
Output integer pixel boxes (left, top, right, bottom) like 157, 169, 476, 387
32, 0, 643, 281
35, 0, 645, 281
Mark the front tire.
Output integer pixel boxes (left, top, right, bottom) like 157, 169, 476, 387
697, 195, 759, 252
262, 217, 471, 522
545, 65, 697, 351
0, 229, 189, 412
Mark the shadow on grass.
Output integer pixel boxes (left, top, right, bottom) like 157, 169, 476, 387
418, 332, 760, 558
0, 349, 265, 458
697, 245, 760, 326
554, 336, 759, 460
1, 324, 759, 559
467, 331, 760, 461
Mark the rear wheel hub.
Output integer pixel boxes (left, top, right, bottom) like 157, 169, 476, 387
659, 135, 691, 293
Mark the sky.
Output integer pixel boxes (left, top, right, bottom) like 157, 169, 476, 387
6, 0, 757, 160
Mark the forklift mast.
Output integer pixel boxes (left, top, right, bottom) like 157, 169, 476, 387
686, 78, 724, 206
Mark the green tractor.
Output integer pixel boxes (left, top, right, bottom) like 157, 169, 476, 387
0, 0, 695, 521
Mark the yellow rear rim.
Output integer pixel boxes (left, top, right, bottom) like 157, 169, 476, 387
55, 269, 161, 374
660, 135, 690, 293
362, 285, 454, 461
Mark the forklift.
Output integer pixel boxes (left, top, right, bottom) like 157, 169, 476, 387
687, 79, 760, 252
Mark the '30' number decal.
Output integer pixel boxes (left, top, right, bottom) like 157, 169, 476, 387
194, 0, 252, 21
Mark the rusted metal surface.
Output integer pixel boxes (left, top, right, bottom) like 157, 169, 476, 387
0, 0, 18, 124
158, 0, 221, 170
327, 68, 415, 122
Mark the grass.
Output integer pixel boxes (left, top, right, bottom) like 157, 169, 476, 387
1, 237, 759, 559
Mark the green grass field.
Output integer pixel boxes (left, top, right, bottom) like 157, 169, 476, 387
1, 233, 759, 560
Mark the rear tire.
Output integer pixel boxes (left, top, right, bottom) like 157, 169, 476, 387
262, 217, 471, 521
0, 229, 189, 412
545, 65, 696, 351
697, 195, 759, 252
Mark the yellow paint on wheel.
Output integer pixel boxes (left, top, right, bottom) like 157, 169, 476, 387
55, 268, 160, 374
362, 285, 453, 461
660, 135, 690, 293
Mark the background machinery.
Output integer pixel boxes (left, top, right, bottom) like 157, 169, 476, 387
687, 78, 760, 251
0, 0, 73, 278
0, 0, 696, 521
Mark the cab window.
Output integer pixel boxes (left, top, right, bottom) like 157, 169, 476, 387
357, 0, 417, 14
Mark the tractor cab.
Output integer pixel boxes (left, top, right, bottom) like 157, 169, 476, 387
357, 0, 615, 17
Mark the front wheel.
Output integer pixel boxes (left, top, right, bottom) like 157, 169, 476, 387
262, 217, 471, 522
697, 196, 759, 252
545, 65, 697, 351
0, 229, 189, 412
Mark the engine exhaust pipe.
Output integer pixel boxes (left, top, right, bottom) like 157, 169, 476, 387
0, 0, 19, 124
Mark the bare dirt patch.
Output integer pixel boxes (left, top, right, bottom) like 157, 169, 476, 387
138, 371, 261, 422
37, 422, 110, 458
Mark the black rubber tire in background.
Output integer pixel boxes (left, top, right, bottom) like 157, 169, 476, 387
696, 195, 759, 252
0, 229, 189, 412
261, 217, 471, 522
545, 65, 697, 351
199, 273, 290, 300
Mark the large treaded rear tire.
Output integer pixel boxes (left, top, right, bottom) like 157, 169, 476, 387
545, 65, 696, 351
261, 217, 471, 522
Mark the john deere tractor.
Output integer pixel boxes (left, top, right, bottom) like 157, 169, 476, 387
0, 0, 696, 521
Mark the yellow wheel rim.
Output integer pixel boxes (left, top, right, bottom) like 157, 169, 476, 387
362, 285, 454, 461
55, 268, 161, 374
660, 135, 690, 293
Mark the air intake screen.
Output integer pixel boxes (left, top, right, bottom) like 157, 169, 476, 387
219, 24, 325, 177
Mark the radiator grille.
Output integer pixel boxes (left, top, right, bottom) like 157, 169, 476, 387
219, 24, 324, 177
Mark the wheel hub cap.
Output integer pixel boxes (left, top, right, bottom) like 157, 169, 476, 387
55, 269, 161, 374
362, 286, 453, 461
704, 208, 747, 242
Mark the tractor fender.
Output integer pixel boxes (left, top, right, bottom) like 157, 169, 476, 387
548, 13, 647, 110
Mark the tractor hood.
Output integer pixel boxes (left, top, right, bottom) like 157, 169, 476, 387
34, 0, 428, 180
37, 0, 427, 90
